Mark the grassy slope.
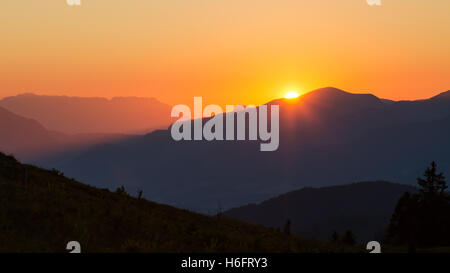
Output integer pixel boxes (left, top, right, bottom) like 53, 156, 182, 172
0, 153, 359, 253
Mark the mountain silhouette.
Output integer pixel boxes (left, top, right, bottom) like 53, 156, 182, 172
224, 181, 417, 242
34, 87, 450, 213
0, 93, 173, 134
0, 106, 128, 161
0, 106, 64, 159
430, 90, 450, 100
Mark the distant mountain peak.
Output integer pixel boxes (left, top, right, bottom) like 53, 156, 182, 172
267, 87, 382, 110
430, 90, 450, 100
308, 86, 350, 95
304, 87, 380, 99
300, 87, 384, 110
8, 92, 39, 98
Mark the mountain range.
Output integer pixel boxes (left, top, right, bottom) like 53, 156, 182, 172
0, 93, 173, 134
0, 105, 130, 161
0, 94, 175, 160
15, 87, 450, 213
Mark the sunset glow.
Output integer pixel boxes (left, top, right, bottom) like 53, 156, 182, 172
284, 91, 300, 99
1, 0, 450, 256
0, 0, 449, 106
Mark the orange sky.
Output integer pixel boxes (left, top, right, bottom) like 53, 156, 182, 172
0, 0, 449, 106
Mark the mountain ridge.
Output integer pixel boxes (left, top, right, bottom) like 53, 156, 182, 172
32, 86, 450, 213
0, 93, 173, 134
0, 105, 130, 161
224, 181, 417, 242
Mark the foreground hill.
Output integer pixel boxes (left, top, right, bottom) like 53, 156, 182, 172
39, 87, 450, 212
0, 93, 173, 134
0, 152, 355, 253
224, 182, 417, 242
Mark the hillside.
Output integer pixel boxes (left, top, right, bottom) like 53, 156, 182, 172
0, 152, 356, 253
224, 182, 417, 242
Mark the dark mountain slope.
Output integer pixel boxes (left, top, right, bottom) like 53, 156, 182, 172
224, 181, 417, 242
0, 152, 356, 253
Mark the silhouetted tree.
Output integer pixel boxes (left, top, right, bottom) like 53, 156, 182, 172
387, 162, 450, 250
418, 161, 447, 196
51, 168, 64, 177
137, 189, 143, 200
387, 192, 419, 251
342, 230, 356, 246
331, 231, 340, 243
116, 185, 128, 196
283, 219, 291, 235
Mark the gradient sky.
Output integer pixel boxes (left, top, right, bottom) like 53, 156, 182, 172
0, 0, 449, 106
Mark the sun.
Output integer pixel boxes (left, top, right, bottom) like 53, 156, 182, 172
284, 91, 300, 99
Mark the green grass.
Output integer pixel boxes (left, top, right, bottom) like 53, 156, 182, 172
0, 152, 361, 253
